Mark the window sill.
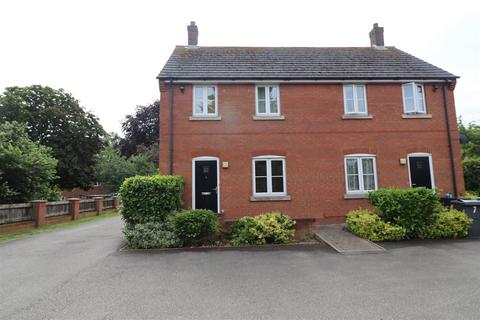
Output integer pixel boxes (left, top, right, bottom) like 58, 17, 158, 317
252, 115, 285, 121
250, 195, 291, 202
342, 114, 373, 120
344, 193, 369, 199
189, 116, 222, 121
401, 113, 432, 119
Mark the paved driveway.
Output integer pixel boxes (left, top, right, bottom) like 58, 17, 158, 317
2, 216, 480, 319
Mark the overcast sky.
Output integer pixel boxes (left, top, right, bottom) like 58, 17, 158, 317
1, 0, 479, 134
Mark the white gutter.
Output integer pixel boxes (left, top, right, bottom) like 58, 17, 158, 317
162, 79, 450, 84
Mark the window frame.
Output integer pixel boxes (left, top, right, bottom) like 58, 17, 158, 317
252, 156, 287, 196
344, 154, 378, 194
255, 85, 281, 116
343, 84, 368, 115
402, 82, 426, 114
192, 85, 218, 117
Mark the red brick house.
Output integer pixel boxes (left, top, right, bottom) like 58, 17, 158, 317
157, 22, 464, 224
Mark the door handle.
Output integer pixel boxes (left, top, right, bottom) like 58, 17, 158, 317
201, 192, 211, 195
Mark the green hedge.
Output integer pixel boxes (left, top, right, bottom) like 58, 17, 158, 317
119, 175, 184, 225
123, 221, 183, 249
346, 209, 407, 241
421, 209, 473, 239
368, 188, 440, 237
463, 157, 480, 193
229, 212, 295, 246
172, 209, 219, 244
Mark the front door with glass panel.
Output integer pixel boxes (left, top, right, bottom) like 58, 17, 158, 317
194, 160, 218, 213
409, 156, 432, 189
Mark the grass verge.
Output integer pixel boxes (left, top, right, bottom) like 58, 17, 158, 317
0, 211, 120, 244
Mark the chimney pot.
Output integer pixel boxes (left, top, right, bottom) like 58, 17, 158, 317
187, 21, 198, 46
369, 23, 384, 47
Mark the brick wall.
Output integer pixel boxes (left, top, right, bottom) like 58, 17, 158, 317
159, 82, 464, 223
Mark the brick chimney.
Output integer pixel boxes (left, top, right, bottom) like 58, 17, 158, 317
187, 21, 198, 46
369, 23, 384, 47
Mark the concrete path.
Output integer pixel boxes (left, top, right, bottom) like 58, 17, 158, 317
315, 223, 386, 254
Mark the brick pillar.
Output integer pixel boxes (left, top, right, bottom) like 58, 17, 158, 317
112, 196, 120, 210
94, 196, 104, 215
69, 198, 80, 220
31, 200, 47, 227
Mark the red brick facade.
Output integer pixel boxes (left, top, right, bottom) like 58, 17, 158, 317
159, 82, 464, 223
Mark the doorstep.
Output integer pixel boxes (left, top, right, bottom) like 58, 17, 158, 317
315, 224, 386, 254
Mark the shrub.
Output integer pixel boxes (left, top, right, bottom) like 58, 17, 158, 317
119, 175, 184, 225
421, 209, 473, 239
463, 157, 480, 193
346, 209, 407, 241
172, 209, 219, 244
462, 190, 479, 199
124, 222, 183, 249
229, 212, 296, 246
368, 188, 441, 237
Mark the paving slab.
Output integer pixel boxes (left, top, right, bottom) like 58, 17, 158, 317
315, 224, 386, 254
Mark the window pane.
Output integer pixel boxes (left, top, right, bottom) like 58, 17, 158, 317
255, 177, 268, 193
272, 177, 284, 192
269, 99, 278, 114
356, 86, 366, 113
271, 160, 283, 176
347, 175, 360, 191
207, 87, 216, 114
344, 85, 354, 100
416, 85, 425, 113
255, 160, 267, 177
345, 99, 355, 113
363, 174, 375, 191
269, 87, 278, 113
257, 87, 265, 100
362, 158, 374, 174
194, 87, 204, 114
403, 84, 415, 112
346, 159, 358, 174
258, 100, 266, 113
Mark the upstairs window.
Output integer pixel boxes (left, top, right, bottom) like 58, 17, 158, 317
343, 84, 367, 114
193, 85, 217, 116
402, 83, 426, 114
256, 85, 280, 116
344, 155, 377, 194
252, 156, 286, 196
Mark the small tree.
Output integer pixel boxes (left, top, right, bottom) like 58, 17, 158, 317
0, 122, 59, 203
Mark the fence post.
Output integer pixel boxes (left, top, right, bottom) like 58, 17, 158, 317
113, 196, 120, 210
94, 196, 104, 215
31, 200, 47, 227
69, 198, 80, 220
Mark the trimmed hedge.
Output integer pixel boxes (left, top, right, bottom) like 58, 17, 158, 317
421, 209, 473, 239
229, 212, 295, 246
119, 175, 184, 225
368, 188, 440, 237
346, 209, 407, 241
172, 209, 219, 244
123, 222, 183, 249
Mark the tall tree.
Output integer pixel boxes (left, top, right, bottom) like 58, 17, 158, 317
0, 85, 105, 190
0, 122, 60, 204
118, 100, 159, 158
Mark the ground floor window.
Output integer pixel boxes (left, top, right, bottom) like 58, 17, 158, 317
252, 156, 286, 196
344, 154, 377, 193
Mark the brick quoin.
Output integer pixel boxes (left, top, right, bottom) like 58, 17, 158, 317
159, 83, 464, 224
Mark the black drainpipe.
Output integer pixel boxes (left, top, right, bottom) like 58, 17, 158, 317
442, 81, 458, 196
168, 79, 174, 175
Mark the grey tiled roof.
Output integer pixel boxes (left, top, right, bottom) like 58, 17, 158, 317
157, 46, 457, 80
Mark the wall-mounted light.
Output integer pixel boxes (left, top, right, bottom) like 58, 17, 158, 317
432, 84, 439, 92
179, 84, 185, 93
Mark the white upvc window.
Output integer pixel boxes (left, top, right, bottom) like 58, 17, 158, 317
255, 85, 280, 116
193, 85, 218, 116
344, 155, 378, 194
252, 156, 286, 196
402, 83, 426, 114
343, 84, 367, 114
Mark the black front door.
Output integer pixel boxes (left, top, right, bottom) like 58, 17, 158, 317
409, 156, 432, 189
194, 160, 218, 213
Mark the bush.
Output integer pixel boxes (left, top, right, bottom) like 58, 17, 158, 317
346, 209, 407, 241
463, 157, 480, 193
119, 175, 184, 225
172, 209, 219, 244
421, 209, 473, 239
368, 188, 441, 237
229, 212, 296, 246
124, 222, 183, 249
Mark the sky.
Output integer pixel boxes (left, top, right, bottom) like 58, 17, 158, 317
1, 0, 479, 134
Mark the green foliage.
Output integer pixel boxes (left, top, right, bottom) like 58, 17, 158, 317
368, 188, 441, 237
346, 209, 407, 241
229, 212, 296, 246
0, 122, 59, 203
119, 175, 184, 225
458, 119, 480, 159
0, 85, 105, 190
95, 142, 156, 193
123, 221, 183, 249
462, 190, 479, 199
421, 209, 473, 239
172, 209, 219, 244
462, 157, 480, 193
